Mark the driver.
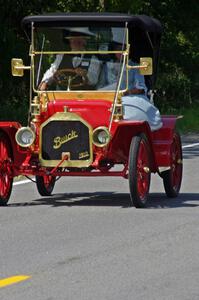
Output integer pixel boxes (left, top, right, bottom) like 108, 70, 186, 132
39, 27, 101, 91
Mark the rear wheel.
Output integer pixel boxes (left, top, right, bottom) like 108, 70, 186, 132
162, 132, 183, 197
0, 133, 13, 205
129, 135, 151, 208
36, 175, 56, 196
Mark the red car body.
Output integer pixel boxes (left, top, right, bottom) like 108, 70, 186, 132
0, 13, 183, 207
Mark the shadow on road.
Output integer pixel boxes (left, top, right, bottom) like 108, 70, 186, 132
147, 193, 199, 208
8, 192, 199, 209
9, 192, 131, 208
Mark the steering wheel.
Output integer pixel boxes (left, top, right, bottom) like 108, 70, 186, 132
54, 68, 87, 90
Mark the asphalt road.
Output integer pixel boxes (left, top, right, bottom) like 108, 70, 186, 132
0, 136, 199, 300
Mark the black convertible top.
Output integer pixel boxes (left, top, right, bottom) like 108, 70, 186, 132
22, 12, 162, 34
22, 12, 163, 86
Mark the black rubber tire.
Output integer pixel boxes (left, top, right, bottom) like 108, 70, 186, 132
162, 132, 183, 198
0, 132, 13, 206
35, 175, 56, 196
128, 134, 151, 208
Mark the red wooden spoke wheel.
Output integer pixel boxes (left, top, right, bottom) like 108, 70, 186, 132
162, 132, 183, 197
36, 175, 56, 196
0, 133, 13, 205
128, 135, 151, 208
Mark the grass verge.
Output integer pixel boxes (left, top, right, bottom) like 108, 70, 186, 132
162, 104, 199, 134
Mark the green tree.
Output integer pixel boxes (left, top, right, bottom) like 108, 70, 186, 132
0, 0, 198, 122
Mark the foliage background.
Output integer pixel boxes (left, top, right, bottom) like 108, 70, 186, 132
0, 0, 198, 124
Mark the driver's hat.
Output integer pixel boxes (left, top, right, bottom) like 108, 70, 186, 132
63, 27, 95, 39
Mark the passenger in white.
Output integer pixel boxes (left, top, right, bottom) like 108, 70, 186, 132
104, 28, 163, 131
39, 28, 101, 91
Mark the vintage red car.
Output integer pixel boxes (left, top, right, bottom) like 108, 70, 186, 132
0, 13, 182, 207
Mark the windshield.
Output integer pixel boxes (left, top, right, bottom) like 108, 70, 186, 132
33, 26, 128, 92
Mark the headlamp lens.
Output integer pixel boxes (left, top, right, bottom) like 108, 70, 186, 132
15, 127, 35, 147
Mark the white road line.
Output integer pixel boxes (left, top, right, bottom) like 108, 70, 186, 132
13, 179, 33, 186
182, 143, 199, 149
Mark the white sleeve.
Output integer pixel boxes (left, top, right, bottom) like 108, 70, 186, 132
41, 54, 63, 83
134, 69, 147, 93
87, 56, 101, 86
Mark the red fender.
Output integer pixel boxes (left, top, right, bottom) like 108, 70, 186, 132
0, 122, 27, 168
151, 115, 180, 168
108, 120, 157, 172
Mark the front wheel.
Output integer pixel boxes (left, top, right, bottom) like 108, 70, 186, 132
128, 135, 151, 208
162, 132, 183, 197
36, 175, 56, 196
0, 133, 13, 205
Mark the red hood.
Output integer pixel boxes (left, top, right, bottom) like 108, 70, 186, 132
47, 99, 112, 128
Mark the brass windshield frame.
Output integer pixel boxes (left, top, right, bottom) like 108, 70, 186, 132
31, 25, 129, 94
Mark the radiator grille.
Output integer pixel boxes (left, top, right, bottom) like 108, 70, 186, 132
41, 120, 90, 161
